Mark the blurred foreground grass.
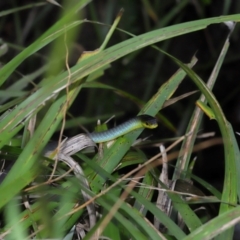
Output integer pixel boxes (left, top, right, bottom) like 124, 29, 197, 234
0, 1, 240, 239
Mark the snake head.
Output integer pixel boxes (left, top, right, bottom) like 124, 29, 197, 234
138, 114, 158, 129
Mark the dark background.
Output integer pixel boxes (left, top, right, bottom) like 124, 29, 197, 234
0, 0, 240, 190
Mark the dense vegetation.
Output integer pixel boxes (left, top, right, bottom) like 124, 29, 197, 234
0, 1, 240, 239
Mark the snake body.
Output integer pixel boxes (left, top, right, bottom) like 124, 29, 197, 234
88, 114, 157, 143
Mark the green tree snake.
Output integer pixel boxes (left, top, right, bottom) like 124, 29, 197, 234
88, 114, 158, 143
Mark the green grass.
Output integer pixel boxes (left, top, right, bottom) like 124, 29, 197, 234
0, 1, 240, 239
